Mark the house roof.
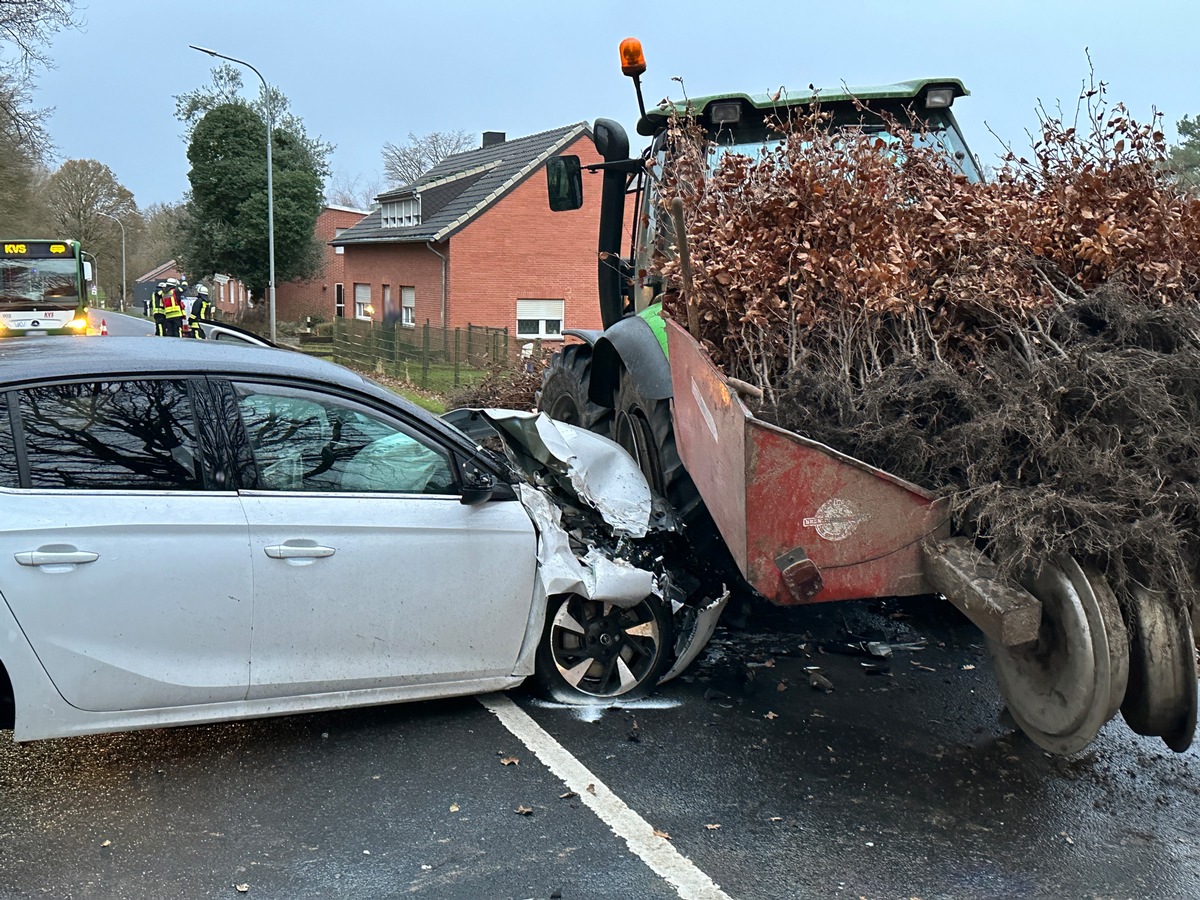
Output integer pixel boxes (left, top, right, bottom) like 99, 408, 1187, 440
323, 204, 369, 216
332, 122, 588, 246
135, 259, 179, 284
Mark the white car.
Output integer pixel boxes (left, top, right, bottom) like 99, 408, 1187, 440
0, 337, 719, 742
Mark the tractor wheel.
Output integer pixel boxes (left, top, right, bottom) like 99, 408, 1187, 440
538, 344, 613, 438
612, 368, 700, 521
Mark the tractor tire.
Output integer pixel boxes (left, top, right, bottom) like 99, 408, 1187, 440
538, 344, 613, 439
612, 368, 701, 522
612, 368, 749, 612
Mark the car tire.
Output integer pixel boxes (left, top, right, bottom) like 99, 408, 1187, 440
534, 592, 672, 704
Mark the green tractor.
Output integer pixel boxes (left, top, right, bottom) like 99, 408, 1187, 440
541, 37, 980, 545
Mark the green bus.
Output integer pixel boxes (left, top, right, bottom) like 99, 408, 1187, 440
0, 239, 91, 336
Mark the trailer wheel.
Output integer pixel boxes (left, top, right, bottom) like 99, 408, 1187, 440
538, 344, 613, 438
534, 593, 671, 704
989, 557, 1127, 755
1120, 588, 1197, 753
612, 370, 700, 520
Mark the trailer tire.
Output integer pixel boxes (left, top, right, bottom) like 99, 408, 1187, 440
538, 344, 613, 438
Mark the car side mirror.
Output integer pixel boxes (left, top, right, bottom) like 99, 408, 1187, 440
547, 155, 583, 211
460, 482, 494, 506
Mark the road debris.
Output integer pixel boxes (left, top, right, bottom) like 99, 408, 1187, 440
515, 805, 534, 816
559, 791, 578, 800
654, 828, 672, 840
807, 669, 835, 693
235, 886, 249, 894
705, 823, 721, 830
500, 755, 519, 766
449, 803, 459, 812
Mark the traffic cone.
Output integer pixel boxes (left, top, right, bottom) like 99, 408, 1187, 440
100, 319, 108, 336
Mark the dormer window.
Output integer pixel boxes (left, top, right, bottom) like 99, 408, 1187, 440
381, 195, 421, 228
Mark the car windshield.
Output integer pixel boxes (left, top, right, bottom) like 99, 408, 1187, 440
0, 258, 79, 309
707, 108, 982, 182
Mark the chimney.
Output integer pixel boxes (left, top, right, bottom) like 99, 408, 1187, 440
481, 131, 506, 148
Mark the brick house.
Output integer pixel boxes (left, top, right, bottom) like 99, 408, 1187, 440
332, 124, 610, 343
133, 259, 250, 318
274, 204, 368, 322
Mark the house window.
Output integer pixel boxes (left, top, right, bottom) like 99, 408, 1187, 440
354, 283, 372, 320
380, 196, 421, 228
334, 228, 347, 255
516, 299, 564, 339
335, 283, 344, 318
401, 286, 415, 327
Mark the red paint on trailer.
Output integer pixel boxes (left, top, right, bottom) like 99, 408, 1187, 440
666, 318, 949, 605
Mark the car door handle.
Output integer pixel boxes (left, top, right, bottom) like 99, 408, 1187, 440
15, 549, 100, 567
264, 544, 336, 560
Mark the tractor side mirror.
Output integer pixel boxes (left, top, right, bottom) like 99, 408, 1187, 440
546, 155, 583, 211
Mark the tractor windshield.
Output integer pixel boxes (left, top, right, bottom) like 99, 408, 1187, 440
707, 108, 981, 182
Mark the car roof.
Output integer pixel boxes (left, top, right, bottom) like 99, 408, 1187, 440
0, 336, 367, 390
0, 335, 489, 462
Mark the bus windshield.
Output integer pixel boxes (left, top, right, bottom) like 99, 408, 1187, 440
0, 257, 81, 309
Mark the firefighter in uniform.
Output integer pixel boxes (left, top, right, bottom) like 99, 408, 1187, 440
161, 277, 186, 337
188, 284, 212, 338
151, 281, 167, 336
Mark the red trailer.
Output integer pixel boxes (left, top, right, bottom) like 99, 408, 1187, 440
666, 318, 1196, 755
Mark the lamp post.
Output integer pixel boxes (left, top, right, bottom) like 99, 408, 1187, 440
97, 211, 126, 313
189, 44, 277, 343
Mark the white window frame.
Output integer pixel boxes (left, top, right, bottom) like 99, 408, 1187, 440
516, 299, 564, 340
401, 286, 416, 328
335, 282, 344, 318
334, 228, 347, 255
380, 196, 421, 228
354, 283, 372, 320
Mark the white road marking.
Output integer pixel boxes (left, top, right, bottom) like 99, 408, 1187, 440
479, 693, 730, 900
526, 695, 681, 723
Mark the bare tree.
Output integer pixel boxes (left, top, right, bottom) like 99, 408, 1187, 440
0, 0, 81, 159
0, 0, 79, 72
325, 170, 383, 210
44, 159, 137, 301
381, 130, 474, 187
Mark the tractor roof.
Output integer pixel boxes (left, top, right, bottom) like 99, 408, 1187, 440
644, 78, 968, 125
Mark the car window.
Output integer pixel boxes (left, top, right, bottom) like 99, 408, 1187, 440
18, 380, 202, 490
233, 383, 457, 495
0, 393, 18, 488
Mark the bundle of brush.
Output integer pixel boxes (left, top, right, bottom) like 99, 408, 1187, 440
655, 79, 1200, 603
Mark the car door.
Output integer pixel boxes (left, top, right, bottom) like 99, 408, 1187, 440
226, 380, 538, 700
0, 379, 253, 712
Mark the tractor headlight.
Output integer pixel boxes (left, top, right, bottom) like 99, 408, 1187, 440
924, 88, 955, 109
67, 317, 89, 331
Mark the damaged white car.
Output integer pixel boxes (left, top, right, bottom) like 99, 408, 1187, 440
0, 337, 723, 742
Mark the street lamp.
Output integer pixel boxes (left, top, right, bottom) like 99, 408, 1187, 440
97, 211, 126, 313
189, 44, 277, 343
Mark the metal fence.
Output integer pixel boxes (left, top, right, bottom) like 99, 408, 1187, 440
331, 319, 517, 393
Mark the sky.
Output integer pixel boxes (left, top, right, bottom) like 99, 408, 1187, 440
28, 0, 1200, 209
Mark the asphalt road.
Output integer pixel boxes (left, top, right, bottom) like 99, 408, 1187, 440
1, 596, 1196, 900
87, 308, 154, 336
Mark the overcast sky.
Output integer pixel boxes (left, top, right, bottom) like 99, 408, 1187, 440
30, 0, 1198, 208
